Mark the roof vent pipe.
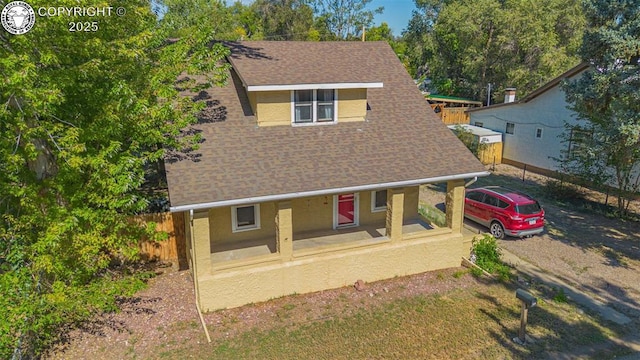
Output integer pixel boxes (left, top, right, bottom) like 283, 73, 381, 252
504, 88, 516, 103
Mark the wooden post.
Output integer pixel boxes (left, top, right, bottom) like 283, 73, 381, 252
519, 302, 528, 343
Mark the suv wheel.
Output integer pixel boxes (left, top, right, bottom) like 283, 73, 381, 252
490, 221, 505, 239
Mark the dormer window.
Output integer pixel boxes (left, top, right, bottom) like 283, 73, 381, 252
292, 89, 337, 125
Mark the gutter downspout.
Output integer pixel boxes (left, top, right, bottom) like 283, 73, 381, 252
189, 209, 211, 343
465, 176, 478, 188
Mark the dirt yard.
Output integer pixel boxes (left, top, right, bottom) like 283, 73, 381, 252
421, 164, 640, 321
48, 164, 640, 359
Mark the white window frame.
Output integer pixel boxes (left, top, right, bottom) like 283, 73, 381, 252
535, 128, 543, 139
231, 204, 261, 233
370, 190, 387, 212
291, 89, 338, 126
333, 193, 359, 229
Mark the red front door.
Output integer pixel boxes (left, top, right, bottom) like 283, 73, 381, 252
337, 194, 356, 226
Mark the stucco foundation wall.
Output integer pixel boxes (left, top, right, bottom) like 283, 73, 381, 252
197, 231, 465, 311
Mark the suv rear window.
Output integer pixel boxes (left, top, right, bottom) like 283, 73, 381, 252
516, 202, 541, 214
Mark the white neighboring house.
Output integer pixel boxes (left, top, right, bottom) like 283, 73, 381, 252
467, 63, 589, 175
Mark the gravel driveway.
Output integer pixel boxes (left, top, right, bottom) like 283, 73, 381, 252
421, 164, 640, 320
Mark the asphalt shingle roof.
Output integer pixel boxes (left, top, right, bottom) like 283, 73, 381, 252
165, 41, 486, 209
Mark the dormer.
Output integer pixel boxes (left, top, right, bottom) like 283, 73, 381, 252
226, 42, 383, 127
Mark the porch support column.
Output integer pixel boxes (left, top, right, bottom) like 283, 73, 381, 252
276, 201, 293, 261
445, 179, 465, 233
385, 188, 405, 242
192, 210, 212, 277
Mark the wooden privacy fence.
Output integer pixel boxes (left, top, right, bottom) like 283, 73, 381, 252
135, 212, 187, 269
439, 107, 471, 125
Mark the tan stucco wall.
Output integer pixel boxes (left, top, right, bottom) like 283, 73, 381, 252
196, 230, 465, 311
202, 189, 419, 251
255, 91, 291, 126
402, 186, 419, 220
208, 204, 277, 251
337, 88, 367, 122
291, 192, 388, 234
192, 210, 212, 277
291, 196, 333, 233
446, 180, 465, 233
359, 191, 387, 226
248, 92, 257, 115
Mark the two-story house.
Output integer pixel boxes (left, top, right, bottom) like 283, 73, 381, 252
165, 41, 488, 311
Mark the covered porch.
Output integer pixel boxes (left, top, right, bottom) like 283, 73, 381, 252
209, 218, 436, 263
186, 179, 468, 311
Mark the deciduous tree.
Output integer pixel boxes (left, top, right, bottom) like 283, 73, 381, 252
404, 0, 585, 100
311, 0, 383, 40
0, 0, 228, 357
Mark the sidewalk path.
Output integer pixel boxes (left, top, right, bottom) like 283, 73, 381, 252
501, 248, 632, 325
500, 248, 640, 358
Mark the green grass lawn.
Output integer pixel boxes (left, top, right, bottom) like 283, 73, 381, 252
152, 277, 630, 360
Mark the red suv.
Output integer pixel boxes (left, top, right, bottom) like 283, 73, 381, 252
464, 186, 545, 239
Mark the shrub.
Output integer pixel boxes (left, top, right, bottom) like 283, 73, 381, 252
471, 234, 512, 281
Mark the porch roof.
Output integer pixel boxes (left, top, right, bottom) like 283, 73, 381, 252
165, 41, 487, 211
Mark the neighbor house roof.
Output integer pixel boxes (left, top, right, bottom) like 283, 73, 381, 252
467, 62, 589, 113
165, 41, 487, 211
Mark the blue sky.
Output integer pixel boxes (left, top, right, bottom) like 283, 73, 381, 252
239, 0, 417, 37
370, 0, 416, 36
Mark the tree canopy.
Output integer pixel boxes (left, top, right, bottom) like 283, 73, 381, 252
311, 0, 383, 40
560, 0, 640, 215
0, 0, 228, 357
404, 0, 585, 102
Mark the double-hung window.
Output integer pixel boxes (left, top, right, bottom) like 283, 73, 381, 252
294, 90, 313, 123
293, 89, 336, 124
